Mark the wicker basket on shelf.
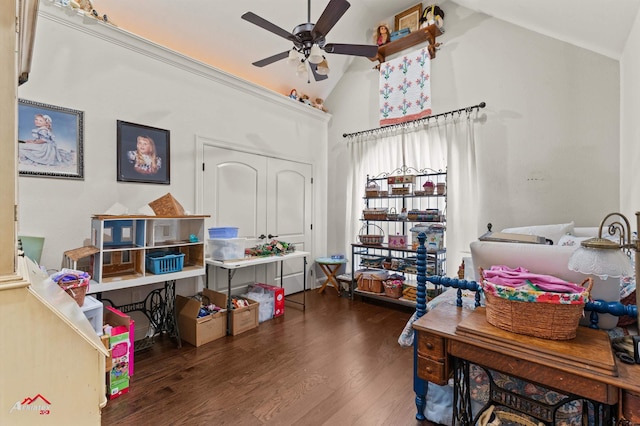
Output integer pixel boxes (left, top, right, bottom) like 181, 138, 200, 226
383, 280, 403, 298
358, 224, 385, 245
362, 208, 388, 220
481, 268, 592, 340
391, 186, 411, 195
357, 273, 385, 293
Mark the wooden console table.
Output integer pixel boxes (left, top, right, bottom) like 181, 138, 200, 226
413, 305, 640, 425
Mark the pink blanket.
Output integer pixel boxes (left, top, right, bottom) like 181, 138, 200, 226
483, 265, 585, 293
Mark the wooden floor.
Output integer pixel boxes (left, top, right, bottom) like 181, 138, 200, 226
100, 290, 438, 426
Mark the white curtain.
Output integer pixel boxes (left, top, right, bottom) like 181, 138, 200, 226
346, 112, 480, 277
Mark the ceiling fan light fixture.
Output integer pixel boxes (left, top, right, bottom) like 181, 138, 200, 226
308, 44, 324, 64
316, 59, 329, 75
296, 61, 308, 77
287, 49, 300, 66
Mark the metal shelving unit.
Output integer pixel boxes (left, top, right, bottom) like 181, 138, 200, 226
351, 167, 447, 306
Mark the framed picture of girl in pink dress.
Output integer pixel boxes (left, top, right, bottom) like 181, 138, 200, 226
116, 120, 170, 184
18, 99, 84, 179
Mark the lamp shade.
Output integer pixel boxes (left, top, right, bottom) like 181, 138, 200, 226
316, 59, 329, 75
287, 49, 300, 66
568, 244, 633, 279
296, 61, 307, 78
308, 45, 324, 64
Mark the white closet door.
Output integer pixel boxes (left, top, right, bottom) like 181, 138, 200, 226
203, 146, 312, 295
267, 157, 312, 293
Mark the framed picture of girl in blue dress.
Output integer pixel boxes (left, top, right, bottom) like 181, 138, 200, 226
18, 99, 84, 179
116, 120, 170, 184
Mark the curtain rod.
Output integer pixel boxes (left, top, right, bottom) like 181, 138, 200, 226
342, 101, 486, 139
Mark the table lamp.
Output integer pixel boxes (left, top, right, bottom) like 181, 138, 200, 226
568, 212, 637, 331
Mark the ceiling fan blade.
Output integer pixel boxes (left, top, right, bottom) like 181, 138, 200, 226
252, 51, 291, 67
324, 43, 379, 58
310, 63, 329, 82
312, 0, 350, 40
241, 12, 296, 42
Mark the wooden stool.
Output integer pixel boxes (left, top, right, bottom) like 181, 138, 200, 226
315, 257, 348, 295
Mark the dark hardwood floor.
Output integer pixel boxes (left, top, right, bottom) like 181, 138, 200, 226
100, 290, 437, 426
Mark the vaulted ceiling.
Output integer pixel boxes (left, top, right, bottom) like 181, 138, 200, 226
89, 0, 640, 102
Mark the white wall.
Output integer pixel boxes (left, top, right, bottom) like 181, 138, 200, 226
326, 1, 620, 265
18, 5, 329, 286
620, 8, 640, 225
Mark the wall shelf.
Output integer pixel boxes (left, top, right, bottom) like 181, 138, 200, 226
370, 24, 442, 64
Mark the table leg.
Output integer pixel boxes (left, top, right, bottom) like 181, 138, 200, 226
317, 264, 341, 295
100, 279, 181, 350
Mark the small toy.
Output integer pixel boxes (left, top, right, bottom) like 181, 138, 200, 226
289, 89, 298, 100
420, 4, 445, 30
189, 234, 199, 243
374, 23, 391, 46
299, 94, 312, 106
314, 98, 328, 112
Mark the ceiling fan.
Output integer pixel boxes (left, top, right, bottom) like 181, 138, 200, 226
241, 0, 378, 81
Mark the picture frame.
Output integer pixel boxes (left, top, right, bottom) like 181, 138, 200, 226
18, 99, 84, 179
395, 3, 422, 33
116, 120, 170, 184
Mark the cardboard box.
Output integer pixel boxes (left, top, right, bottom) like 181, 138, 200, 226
101, 335, 112, 373
252, 283, 285, 317
104, 307, 134, 400
176, 289, 227, 347
230, 296, 259, 335
104, 306, 135, 377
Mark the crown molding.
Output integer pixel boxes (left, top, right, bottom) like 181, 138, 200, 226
37, 1, 331, 123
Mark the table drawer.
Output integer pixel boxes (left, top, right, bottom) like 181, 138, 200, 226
417, 355, 448, 385
622, 389, 640, 424
417, 333, 446, 359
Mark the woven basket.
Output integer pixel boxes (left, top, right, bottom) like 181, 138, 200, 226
358, 224, 385, 245
57, 273, 89, 307
357, 274, 385, 293
482, 274, 592, 340
383, 280, 403, 298
494, 410, 544, 426
391, 186, 411, 195
479, 406, 544, 426
362, 208, 388, 220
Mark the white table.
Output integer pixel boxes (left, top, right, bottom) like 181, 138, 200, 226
206, 251, 309, 332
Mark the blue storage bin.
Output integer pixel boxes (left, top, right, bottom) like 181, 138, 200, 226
146, 251, 185, 274
208, 227, 239, 239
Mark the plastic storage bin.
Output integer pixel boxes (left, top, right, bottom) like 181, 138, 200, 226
208, 238, 245, 260
146, 251, 185, 274
80, 295, 104, 336
208, 227, 239, 239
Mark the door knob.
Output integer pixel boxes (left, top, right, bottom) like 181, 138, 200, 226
258, 234, 267, 239
268, 234, 278, 239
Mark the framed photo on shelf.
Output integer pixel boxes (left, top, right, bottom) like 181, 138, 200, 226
394, 3, 422, 33
116, 120, 170, 184
17, 99, 84, 180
